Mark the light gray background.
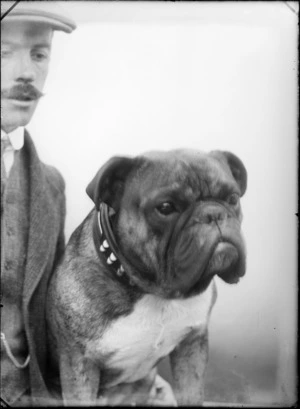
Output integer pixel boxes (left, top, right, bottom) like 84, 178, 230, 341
28, 1, 297, 406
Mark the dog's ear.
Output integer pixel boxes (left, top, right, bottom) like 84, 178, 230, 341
86, 156, 136, 210
211, 150, 247, 196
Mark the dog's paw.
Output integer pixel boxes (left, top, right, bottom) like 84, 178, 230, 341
146, 374, 177, 407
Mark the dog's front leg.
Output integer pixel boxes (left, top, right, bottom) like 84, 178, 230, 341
59, 348, 101, 406
170, 327, 208, 406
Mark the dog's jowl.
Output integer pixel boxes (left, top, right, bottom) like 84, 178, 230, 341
46, 149, 247, 406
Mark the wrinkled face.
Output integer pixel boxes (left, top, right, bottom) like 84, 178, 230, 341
115, 150, 247, 299
1, 21, 53, 133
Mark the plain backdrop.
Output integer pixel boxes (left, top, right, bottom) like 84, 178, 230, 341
27, 1, 297, 405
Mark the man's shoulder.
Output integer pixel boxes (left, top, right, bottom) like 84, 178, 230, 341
42, 163, 66, 194
24, 130, 65, 193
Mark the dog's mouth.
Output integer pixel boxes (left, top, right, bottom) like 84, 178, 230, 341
197, 239, 245, 291
166, 238, 245, 299
207, 242, 240, 280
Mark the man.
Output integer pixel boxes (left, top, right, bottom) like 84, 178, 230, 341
1, 3, 177, 406
1, 2, 76, 405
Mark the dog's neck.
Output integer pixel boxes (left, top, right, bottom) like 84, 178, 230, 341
92, 203, 141, 290
93, 203, 179, 298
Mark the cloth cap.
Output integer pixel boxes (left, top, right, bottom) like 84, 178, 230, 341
1, 1, 76, 33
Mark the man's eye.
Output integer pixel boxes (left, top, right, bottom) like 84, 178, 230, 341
1, 49, 12, 58
156, 202, 176, 216
226, 193, 240, 206
32, 51, 49, 62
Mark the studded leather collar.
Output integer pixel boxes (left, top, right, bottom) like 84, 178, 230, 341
92, 203, 138, 288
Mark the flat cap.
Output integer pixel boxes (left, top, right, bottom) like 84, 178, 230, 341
1, 1, 76, 33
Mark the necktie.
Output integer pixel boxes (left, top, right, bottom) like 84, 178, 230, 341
1, 137, 11, 150
1, 138, 11, 212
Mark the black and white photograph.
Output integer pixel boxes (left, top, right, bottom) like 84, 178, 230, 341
1, 1, 298, 407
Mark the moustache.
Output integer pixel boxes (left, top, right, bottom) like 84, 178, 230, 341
1, 84, 44, 101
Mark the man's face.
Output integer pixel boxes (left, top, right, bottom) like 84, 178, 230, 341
1, 21, 53, 133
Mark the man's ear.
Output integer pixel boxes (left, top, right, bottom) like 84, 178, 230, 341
86, 156, 136, 210
211, 150, 247, 196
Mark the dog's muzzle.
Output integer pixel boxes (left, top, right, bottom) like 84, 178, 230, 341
164, 201, 246, 298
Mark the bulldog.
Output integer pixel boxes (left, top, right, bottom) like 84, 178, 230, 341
46, 149, 247, 406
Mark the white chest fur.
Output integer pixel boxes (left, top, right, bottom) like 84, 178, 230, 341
86, 281, 215, 386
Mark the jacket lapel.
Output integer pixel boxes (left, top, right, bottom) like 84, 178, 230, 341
23, 131, 56, 306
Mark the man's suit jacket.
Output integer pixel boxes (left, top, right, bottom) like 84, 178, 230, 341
22, 130, 66, 403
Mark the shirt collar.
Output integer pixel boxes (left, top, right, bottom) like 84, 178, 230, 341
1, 127, 25, 150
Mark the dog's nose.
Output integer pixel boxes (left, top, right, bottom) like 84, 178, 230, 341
201, 204, 228, 225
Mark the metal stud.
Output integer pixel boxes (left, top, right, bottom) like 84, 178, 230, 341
109, 253, 117, 262
117, 267, 123, 276
99, 245, 105, 252
103, 240, 109, 249
107, 258, 113, 265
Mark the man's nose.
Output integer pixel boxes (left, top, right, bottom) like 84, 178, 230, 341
14, 52, 36, 82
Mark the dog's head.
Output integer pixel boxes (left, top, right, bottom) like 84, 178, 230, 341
87, 149, 247, 299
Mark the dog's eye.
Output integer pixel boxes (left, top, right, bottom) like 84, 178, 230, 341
156, 202, 176, 216
226, 193, 240, 206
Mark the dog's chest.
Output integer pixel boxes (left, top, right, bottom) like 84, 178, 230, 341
89, 282, 214, 386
